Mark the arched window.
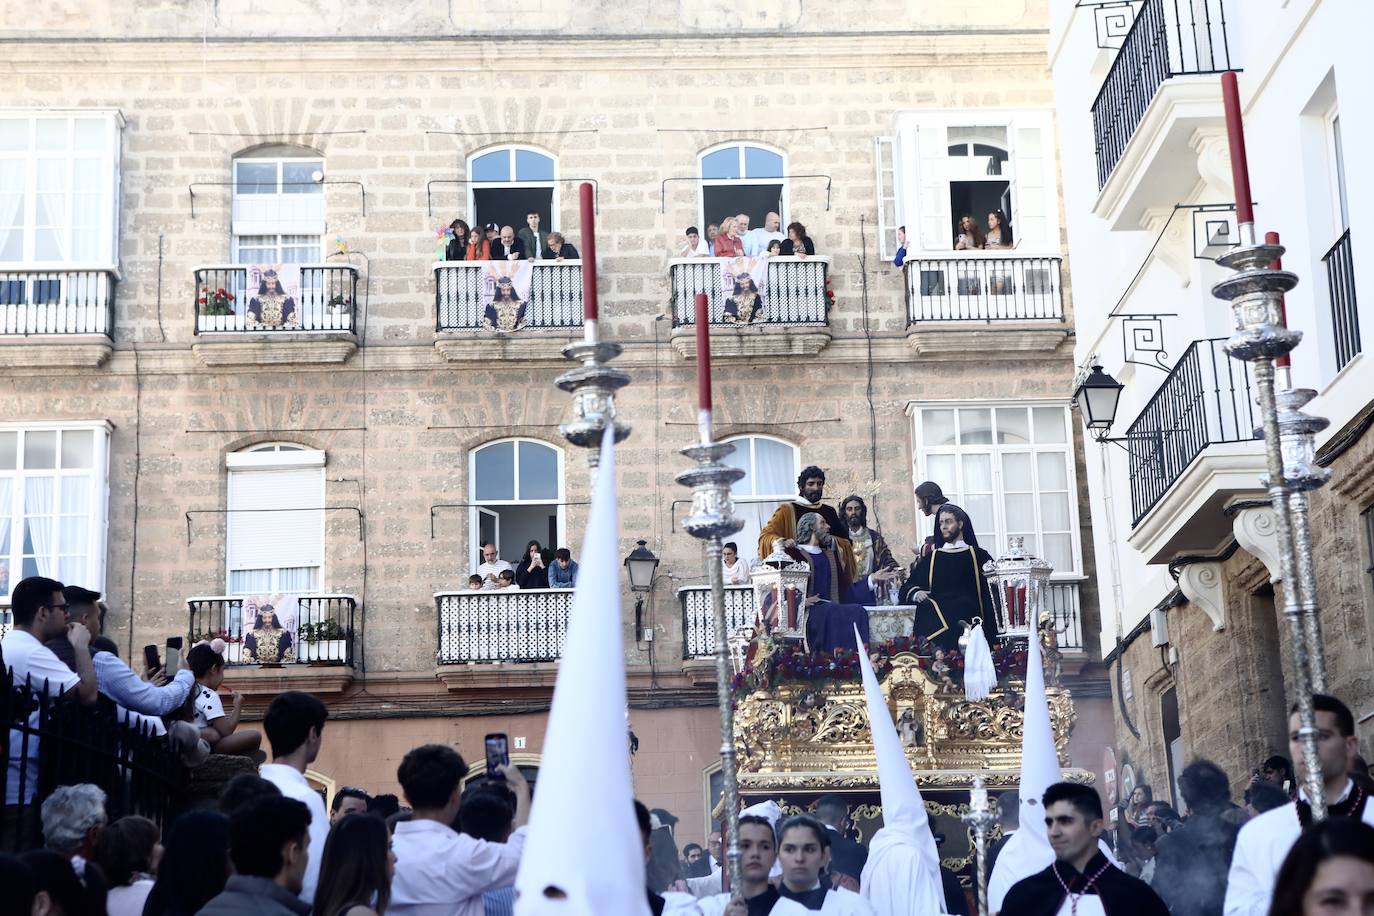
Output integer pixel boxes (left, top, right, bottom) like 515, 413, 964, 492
467, 146, 557, 240
225, 442, 324, 596
721, 435, 800, 564
468, 438, 565, 573
232, 144, 325, 265
698, 143, 787, 237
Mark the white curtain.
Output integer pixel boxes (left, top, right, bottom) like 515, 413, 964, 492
24, 476, 54, 576
0, 477, 12, 591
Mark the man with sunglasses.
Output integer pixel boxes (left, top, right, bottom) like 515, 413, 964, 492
2, 575, 98, 846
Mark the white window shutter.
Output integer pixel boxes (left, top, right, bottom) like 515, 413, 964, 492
227, 467, 324, 570
1010, 117, 1054, 251
914, 124, 950, 251
874, 136, 898, 260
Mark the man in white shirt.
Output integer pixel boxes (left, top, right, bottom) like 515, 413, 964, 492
477, 543, 514, 590
259, 690, 331, 905
1224, 694, 1374, 916
744, 211, 785, 257
3, 577, 98, 830
390, 743, 531, 916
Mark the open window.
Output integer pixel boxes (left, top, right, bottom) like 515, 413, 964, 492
699, 143, 787, 233
468, 438, 565, 571
467, 146, 557, 236
721, 435, 801, 565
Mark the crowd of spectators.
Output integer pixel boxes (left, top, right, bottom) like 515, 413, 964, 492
466, 541, 578, 592
441, 212, 579, 263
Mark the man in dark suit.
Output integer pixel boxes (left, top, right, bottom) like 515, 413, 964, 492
815, 795, 868, 889
516, 210, 547, 260
492, 225, 526, 261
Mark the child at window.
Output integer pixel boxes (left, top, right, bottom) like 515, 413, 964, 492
496, 569, 520, 591
187, 644, 266, 763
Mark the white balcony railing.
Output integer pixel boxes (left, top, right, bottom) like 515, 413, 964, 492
906, 253, 1064, 322
434, 260, 584, 331
436, 588, 574, 663
186, 594, 357, 666
668, 256, 831, 326
0, 269, 116, 337
679, 585, 758, 658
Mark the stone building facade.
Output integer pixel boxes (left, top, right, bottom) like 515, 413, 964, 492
0, 0, 1109, 842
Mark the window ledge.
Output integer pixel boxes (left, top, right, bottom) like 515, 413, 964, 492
191, 332, 357, 367
0, 335, 113, 368
222, 664, 354, 699
905, 323, 1071, 359
433, 330, 579, 364
669, 324, 831, 359
436, 661, 561, 692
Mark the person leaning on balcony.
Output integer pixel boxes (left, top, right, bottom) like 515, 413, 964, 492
476, 543, 514, 589
466, 223, 494, 261
517, 211, 546, 260
954, 214, 985, 250
680, 226, 710, 258
893, 225, 908, 267
779, 221, 815, 258
744, 211, 785, 256
445, 219, 471, 260
713, 216, 745, 257
722, 541, 751, 585
984, 209, 1014, 249
545, 231, 579, 260
515, 540, 551, 589
492, 225, 526, 261
548, 548, 579, 589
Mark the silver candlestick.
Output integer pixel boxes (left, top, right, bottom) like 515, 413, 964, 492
556, 318, 631, 471
1212, 233, 1328, 818
1276, 386, 1331, 692
962, 773, 996, 916
677, 432, 746, 896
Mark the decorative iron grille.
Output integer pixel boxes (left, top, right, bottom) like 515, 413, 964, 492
679, 585, 758, 658
436, 589, 574, 663
1324, 229, 1360, 370
192, 264, 358, 333
906, 256, 1064, 322
434, 261, 584, 330
187, 595, 355, 666
669, 256, 830, 326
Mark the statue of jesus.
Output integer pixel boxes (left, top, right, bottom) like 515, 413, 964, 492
899, 503, 1000, 651
758, 465, 854, 583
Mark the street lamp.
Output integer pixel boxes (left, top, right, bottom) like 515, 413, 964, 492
1072, 364, 1125, 440
624, 539, 660, 638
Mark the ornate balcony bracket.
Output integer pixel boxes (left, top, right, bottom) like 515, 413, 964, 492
1174, 559, 1226, 631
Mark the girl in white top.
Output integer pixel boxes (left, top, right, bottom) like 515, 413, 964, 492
722, 542, 751, 585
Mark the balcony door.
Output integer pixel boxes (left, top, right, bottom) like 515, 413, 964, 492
699, 143, 787, 236
469, 438, 565, 573
467, 147, 557, 238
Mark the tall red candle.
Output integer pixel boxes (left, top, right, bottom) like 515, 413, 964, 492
1221, 72, 1254, 227
579, 182, 597, 320
694, 293, 712, 413
1267, 231, 1292, 369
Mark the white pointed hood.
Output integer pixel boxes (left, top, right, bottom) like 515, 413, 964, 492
987, 625, 1059, 912
514, 430, 650, 915
855, 625, 948, 916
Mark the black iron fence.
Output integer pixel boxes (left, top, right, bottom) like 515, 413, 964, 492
2, 654, 184, 852
186, 595, 356, 666
1324, 229, 1360, 370
192, 264, 358, 333
906, 256, 1064, 322
1092, 0, 1233, 188
434, 261, 584, 331
0, 269, 116, 337
669, 256, 830, 326
1126, 338, 1256, 524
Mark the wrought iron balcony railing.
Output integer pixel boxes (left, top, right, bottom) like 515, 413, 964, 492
186, 594, 357, 666
1091, 0, 1233, 188
906, 254, 1064, 322
1125, 338, 1257, 525
1324, 229, 1360, 371
0, 269, 116, 337
436, 588, 574, 663
434, 260, 584, 331
669, 256, 830, 326
192, 264, 358, 334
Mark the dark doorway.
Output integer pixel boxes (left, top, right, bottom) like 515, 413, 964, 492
950, 180, 1011, 249
702, 184, 784, 235
1161, 686, 1183, 810
472, 188, 554, 240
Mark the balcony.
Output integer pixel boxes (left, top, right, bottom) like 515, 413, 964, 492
432, 259, 585, 362
667, 256, 832, 358
903, 254, 1070, 357
0, 269, 116, 367
186, 594, 357, 666
190, 264, 359, 367
1125, 338, 1264, 561
435, 588, 573, 664
1324, 229, 1360, 371
1089, 0, 1233, 227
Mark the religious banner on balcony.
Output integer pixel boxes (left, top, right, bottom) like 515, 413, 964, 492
245, 264, 302, 330
721, 254, 769, 324
242, 594, 300, 665
481, 260, 534, 332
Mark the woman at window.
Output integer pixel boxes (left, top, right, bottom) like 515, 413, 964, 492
466, 222, 494, 261
713, 216, 744, 257
516, 540, 551, 589
779, 221, 815, 257
445, 220, 471, 261
954, 215, 985, 250
985, 209, 1014, 249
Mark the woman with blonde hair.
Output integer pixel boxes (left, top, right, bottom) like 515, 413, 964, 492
713, 216, 744, 257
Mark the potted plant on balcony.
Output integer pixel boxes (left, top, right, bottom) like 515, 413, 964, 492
326, 292, 354, 331
298, 618, 348, 664
197, 286, 236, 333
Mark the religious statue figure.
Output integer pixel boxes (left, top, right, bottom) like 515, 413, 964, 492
758, 466, 854, 581
1039, 609, 1064, 687
839, 494, 902, 605
244, 604, 295, 665
483, 275, 528, 332
899, 503, 999, 651
722, 273, 764, 324
930, 648, 956, 691
246, 269, 300, 330
896, 707, 923, 748
783, 511, 870, 653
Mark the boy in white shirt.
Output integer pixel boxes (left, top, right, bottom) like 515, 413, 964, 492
187, 643, 265, 763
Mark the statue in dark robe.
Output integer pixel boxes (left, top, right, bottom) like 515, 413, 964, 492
758, 465, 853, 582
900, 503, 999, 651
839, 494, 902, 605
785, 511, 869, 654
